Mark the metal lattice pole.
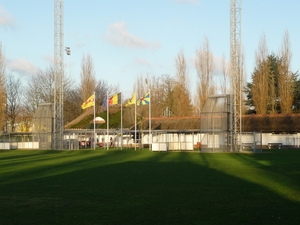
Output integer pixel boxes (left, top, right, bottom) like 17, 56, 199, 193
230, 0, 242, 151
53, 0, 64, 149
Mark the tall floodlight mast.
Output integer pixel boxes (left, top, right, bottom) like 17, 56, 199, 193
230, 0, 242, 151
53, 0, 64, 149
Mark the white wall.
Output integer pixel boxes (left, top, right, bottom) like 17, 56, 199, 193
2, 132, 299, 150
0, 143, 10, 149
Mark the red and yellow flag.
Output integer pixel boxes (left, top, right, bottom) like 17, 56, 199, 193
81, 94, 95, 109
109, 93, 121, 105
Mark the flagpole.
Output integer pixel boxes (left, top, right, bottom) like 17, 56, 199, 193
93, 91, 96, 150
106, 91, 109, 150
149, 89, 151, 151
135, 90, 137, 151
121, 92, 123, 150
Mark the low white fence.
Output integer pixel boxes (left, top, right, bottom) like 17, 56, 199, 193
152, 142, 194, 151
1, 132, 300, 150
0, 143, 10, 150
0, 142, 39, 150
152, 143, 168, 151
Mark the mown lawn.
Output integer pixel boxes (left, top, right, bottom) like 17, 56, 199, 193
0, 149, 299, 225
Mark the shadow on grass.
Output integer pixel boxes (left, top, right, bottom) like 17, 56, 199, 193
0, 150, 299, 225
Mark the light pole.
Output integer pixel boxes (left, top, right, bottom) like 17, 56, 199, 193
65, 47, 71, 93
65, 46, 71, 56
145, 78, 152, 150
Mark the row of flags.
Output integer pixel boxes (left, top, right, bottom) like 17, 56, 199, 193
80, 91, 151, 150
124, 92, 150, 107
81, 92, 150, 110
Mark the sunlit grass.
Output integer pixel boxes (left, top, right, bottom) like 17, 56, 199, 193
204, 152, 300, 202
0, 149, 300, 224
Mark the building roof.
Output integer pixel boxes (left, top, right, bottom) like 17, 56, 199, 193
143, 114, 300, 133
65, 105, 300, 133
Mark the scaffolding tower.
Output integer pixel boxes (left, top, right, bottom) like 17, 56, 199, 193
53, 0, 64, 149
230, 0, 242, 151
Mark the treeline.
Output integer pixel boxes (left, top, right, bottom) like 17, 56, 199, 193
245, 31, 299, 114
0, 31, 299, 132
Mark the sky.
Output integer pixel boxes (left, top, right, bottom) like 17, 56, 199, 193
0, 0, 299, 99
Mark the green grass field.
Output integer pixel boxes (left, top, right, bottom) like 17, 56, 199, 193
0, 149, 300, 225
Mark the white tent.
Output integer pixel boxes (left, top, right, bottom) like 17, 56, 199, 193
93, 117, 105, 124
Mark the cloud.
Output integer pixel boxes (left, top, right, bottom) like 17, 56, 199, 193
175, 0, 200, 5
104, 21, 160, 50
0, 6, 15, 27
7, 59, 38, 76
120, 58, 153, 74
42, 55, 54, 64
135, 57, 152, 68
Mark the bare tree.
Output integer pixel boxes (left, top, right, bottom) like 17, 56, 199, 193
278, 30, 294, 113
6, 73, 23, 132
135, 75, 147, 99
132, 73, 176, 117
17, 105, 33, 132
220, 55, 230, 95
24, 67, 55, 120
149, 74, 175, 117
238, 48, 247, 114
95, 79, 116, 106
24, 66, 82, 126
173, 50, 193, 116
267, 54, 279, 114
252, 34, 269, 114
133, 64, 193, 118
158, 74, 175, 117
80, 53, 96, 103
64, 88, 82, 124
195, 37, 215, 112
0, 43, 6, 131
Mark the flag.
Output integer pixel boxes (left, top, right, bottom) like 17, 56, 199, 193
125, 93, 136, 107
137, 92, 150, 106
81, 94, 95, 109
109, 93, 121, 105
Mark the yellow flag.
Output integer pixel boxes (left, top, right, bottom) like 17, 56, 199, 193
125, 93, 136, 107
81, 94, 95, 109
